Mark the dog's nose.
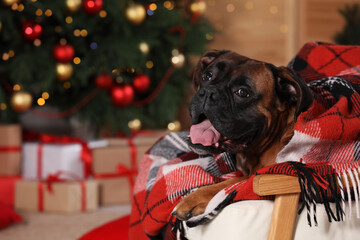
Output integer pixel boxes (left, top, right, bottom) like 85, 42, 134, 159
207, 87, 219, 101
197, 87, 219, 101
209, 92, 218, 101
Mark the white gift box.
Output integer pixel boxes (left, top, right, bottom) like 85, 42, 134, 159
22, 140, 108, 180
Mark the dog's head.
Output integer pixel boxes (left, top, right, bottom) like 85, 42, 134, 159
188, 50, 313, 155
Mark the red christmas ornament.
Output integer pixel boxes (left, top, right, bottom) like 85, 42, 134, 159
22, 20, 42, 41
95, 73, 113, 89
52, 44, 75, 63
111, 85, 134, 107
133, 74, 150, 93
83, 0, 103, 14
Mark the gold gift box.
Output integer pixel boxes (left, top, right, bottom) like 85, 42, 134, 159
0, 124, 22, 176
15, 179, 99, 213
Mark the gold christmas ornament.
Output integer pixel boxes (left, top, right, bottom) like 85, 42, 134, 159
10, 90, 33, 112
125, 3, 146, 25
2, 0, 20, 6
128, 118, 142, 131
56, 63, 73, 81
66, 0, 82, 12
167, 120, 181, 132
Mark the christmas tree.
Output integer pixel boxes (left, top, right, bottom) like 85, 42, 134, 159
0, 0, 213, 135
334, 4, 360, 45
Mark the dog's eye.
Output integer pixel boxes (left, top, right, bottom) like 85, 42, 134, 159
235, 88, 250, 98
202, 71, 212, 81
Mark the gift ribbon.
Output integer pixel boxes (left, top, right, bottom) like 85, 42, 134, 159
0, 146, 21, 152
38, 182, 44, 212
127, 138, 137, 171
115, 132, 139, 172
36, 134, 92, 179
37, 171, 86, 212
37, 144, 43, 181
94, 164, 137, 198
117, 165, 137, 194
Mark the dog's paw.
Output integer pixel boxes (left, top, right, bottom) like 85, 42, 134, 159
171, 186, 215, 221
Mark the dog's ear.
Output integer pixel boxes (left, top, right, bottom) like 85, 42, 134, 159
193, 50, 229, 90
269, 64, 313, 120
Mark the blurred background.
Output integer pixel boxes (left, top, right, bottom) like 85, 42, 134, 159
205, 0, 360, 66
1, 0, 360, 137
1, 0, 360, 239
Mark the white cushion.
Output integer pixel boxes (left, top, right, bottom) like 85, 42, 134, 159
184, 200, 360, 240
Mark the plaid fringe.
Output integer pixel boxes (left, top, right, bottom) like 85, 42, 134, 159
288, 162, 342, 226
339, 166, 360, 220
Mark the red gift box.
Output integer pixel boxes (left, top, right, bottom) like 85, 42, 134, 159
0, 176, 22, 207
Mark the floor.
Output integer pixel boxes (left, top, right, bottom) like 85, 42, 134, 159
0, 204, 131, 240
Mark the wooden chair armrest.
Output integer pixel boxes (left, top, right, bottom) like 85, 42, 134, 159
253, 174, 300, 196
253, 174, 301, 240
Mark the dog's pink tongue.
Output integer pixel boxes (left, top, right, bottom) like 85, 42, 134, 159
190, 119, 221, 146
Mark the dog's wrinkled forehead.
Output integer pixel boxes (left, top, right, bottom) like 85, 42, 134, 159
232, 61, 274, 88
193, 50, 250, 89
199, 50, 248, 69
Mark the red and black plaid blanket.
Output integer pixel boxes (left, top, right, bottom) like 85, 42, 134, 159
129, 42, 360, 239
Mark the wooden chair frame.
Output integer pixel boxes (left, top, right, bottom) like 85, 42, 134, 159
253, 175, 301, 240
253, 172, 355, 240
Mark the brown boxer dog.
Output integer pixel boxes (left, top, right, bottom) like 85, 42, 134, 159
172, 50, 313, 221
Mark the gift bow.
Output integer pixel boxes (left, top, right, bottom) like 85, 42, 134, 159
38, 171, 86, 212
117, 164, 137, 174
38, 134, 92, 178
45, 171, 81, 193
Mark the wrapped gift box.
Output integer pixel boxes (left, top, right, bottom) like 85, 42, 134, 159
15, 179, 98, 213
0, 176, 22, 207
93, 131, 166, 205
92, 146, 149, 174
92, 132, 165, 174
98, 177, 132, 205
0, 124, 22, 176
22, 139, 108, 180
